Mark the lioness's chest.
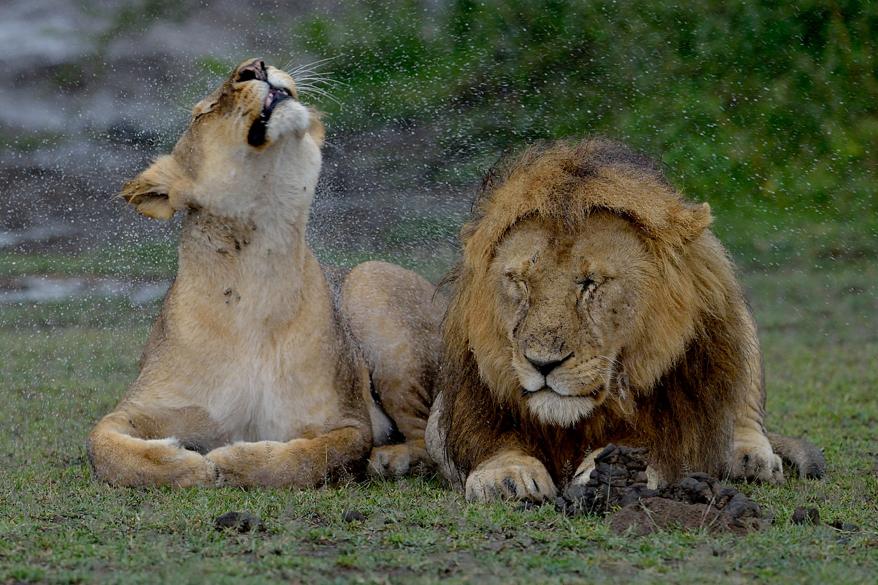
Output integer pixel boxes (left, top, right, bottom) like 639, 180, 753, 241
197, 335, 343, 443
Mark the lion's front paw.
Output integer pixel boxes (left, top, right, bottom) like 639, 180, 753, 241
465, 451, 556, 503
730, 441, 784, 484
567, 444, 664, 493
569, 446, 603, 487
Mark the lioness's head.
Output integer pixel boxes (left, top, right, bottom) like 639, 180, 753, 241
446, 139, 716, 427
121, 58, 324, 220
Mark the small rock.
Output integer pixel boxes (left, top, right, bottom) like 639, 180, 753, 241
828, 520, 860, 532
342, 509, 365, 523
790, 507, 820, 525
214, 511, 265, 533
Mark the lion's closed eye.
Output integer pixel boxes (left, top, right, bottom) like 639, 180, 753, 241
577, 274, 608, 301
576, 275, 597, 295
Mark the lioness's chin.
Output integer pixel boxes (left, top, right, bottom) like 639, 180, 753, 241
526, 391, 597, 427
266, 101, 311, 143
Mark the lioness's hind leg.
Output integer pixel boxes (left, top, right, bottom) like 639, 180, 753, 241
342, 261, 446, 478
206, 426, 370, 487
87, 410, 217, 487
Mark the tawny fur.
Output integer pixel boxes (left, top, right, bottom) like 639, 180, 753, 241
425, 138, 825, 502
87, 59, 443, 488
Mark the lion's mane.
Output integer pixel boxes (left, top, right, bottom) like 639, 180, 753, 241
438, 138, 759, 485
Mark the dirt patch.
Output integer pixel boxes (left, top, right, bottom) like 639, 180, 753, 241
557, 444, 769, 536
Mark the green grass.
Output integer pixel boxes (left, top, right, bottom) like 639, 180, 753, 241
295, 0, 878, 228
1, 253, 876, 584
0, 244, 176, 280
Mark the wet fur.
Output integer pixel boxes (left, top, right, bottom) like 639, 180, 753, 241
427, 138, 824, 497
87, 59, 443, 487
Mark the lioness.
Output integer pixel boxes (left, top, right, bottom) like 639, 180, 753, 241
426, 139, 825, 502
87, 59, 442, 487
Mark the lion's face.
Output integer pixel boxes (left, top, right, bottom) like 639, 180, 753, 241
121, 58, 324, 220
490, 212, 653, 426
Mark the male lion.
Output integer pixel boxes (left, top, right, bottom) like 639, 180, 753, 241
425, 138, 825, 502
87, 59, 442, 487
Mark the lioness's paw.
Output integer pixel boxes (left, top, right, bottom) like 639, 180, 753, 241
206, 441, 285, 487
730, 441, 784, 484
369, 444, 414, 478
177, 450, 219, 487
465, 452, 556, 503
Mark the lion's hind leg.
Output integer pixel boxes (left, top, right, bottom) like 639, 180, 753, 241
341, 261, 446, 478
87, 410, 217, 487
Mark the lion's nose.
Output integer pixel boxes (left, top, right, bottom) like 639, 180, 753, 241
526, 353, 572, 377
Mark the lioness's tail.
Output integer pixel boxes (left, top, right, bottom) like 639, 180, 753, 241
768, 432, 826, 479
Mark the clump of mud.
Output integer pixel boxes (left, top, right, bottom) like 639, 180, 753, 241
214, 511, 266, 533
557, 445, 768, 536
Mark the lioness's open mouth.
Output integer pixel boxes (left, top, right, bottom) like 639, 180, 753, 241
247, 84, 293, 147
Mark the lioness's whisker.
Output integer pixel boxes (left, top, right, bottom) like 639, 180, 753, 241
297, 85, 342, 106
294, 76, 342, 87
287, 55, 342, 77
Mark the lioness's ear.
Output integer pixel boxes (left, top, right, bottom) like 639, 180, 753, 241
675, 202, 713, 243
120, 156, 187, 220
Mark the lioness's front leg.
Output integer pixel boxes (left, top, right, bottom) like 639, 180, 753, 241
206, 426, 370, 488
464, 449, 556, 503
87, 411, 217, 487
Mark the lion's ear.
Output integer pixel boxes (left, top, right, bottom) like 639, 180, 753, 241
674, 202, 713, 243
120, 156, 187, 220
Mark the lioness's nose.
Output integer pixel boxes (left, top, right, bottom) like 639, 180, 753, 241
526, 353, 572, 377
236, 59, 267, 82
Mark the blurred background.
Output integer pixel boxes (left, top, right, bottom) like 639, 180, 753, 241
0, 0, 875, 333
2, 4, 877, 580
